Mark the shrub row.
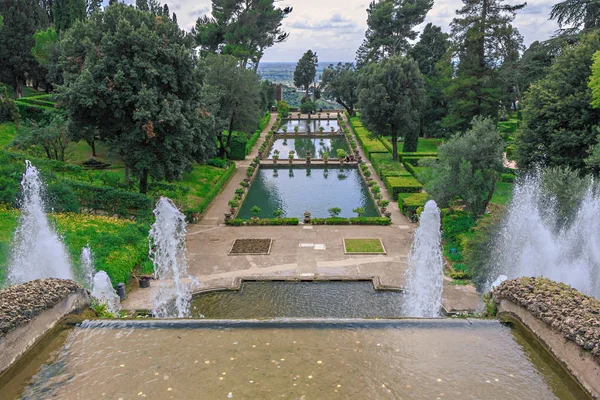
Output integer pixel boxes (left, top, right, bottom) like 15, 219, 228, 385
14, 101, 59, 122
385, 175, 422, 200
245, 111, 271, 155
399, 152, 438, 161
184, 161, 236, 218
311, 217, 391, 225
348, 117, 389, 160
398, 192, 428, 219
370, 153, 412, 180
227, 217, 299, 226
69, 181, 153, 216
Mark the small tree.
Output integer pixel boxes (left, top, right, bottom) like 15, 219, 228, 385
273, 209, 284, 218
358, 55, 425, 159
277, 100, 290, 117
294, 50, 318, 97
352, 207, 365, 217
426, 117, 504, 217
250, 205, 261, 218
328, 207, 342, 217
14, 115, 70, 161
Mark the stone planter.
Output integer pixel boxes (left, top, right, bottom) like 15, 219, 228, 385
273, 158, 278, 164
139, 276, 151, 289
304, 211, 311, 224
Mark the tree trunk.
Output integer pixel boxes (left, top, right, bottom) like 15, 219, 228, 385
44, 146, 52, 159
14, 76, 24, 99
125, 165, 130, 184
139, 169, 149, 194
89, 139, 96, 157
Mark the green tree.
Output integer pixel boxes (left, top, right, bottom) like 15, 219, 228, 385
444, 0, 525, 133
550, 0, 600, 36
203, 54, 262, 159
516, 41, 555, 96
357, 55, 425, 158
0, 0, 43, 98
409, 23, 452, 137
31, 26, 61, 89
517, 33, 600, 172
356, 0, 433, 66
194, 0, 292, 71
59, 4, 214, 193
53, 0, 86, 32
426, 117, 504, 217
294, 50, 318, 97
321, 62, 359, 116
14, 114, 71, 161
585, 134, 600, 175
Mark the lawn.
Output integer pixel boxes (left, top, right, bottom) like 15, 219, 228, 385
0, 122, 16, 148
344, 238, 385, 253
0, 207, 150, 287
416, 138, 441, 153
491, 181, 514, 205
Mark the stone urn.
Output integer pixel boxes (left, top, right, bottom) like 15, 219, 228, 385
384, 211, 392, 220
224, 212, 232, 223
304, 211, 311, 224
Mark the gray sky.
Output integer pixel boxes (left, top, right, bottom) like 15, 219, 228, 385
119, 0, 560, 62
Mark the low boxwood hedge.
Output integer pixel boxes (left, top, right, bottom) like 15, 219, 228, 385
370, 153, 412, 180
349, 217, 391, 225
226, 217, 299, 226
399, 192, 428, 219
385, 175, 422, 199
398, 152, 438, 161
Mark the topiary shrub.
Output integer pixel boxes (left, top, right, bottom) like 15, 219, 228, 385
385, 176, 422, 199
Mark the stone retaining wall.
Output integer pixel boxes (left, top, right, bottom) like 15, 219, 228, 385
0, 279, 90, 376
494, 277, 600, 398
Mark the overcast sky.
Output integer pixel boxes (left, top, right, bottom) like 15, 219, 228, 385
114, 0, 560, 62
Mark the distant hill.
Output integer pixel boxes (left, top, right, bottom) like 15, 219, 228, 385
258, 62, 346, 86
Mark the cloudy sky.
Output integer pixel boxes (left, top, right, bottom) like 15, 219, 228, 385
116, 0, 560, 62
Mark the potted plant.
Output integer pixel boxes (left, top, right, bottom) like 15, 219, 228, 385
297, 112, 301, 119
273, 209, 284, 219
282, 125, 288, 133
352, 207, 365, 217
319, 126, 325, 134
328, 207, 341, 218
331, 126, 335, 133
318, 112, 321, 119
228, 199, 239, 214
337, 149, 347, 164
294, 125, 299, 133
379, 199, 390, 213
288, 150, 295, 164
326, 112, 330, 119
246, 166, 254, 178
363, 169, 371, 178
323, 151, 329, 164
272, 149, 280, 164
250, 205, 261, 221
235, 188, 245, 199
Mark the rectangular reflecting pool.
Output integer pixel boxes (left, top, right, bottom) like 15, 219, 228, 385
278, 119, 340, 133
9, 319, 590, 400
237, 166, 378, 219
268, 136, 349, 159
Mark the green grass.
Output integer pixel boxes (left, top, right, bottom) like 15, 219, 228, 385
416, 138, 441, 153
491, 181, 514, 205
0, 207, 149, 287
0, 122, 16, 148
344, 238, 385, 253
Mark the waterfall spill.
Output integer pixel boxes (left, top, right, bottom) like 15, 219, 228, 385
7, 161, 73, 285
91, 271, 121, 314
403, 200, 444, 317
149, 197, 197, 318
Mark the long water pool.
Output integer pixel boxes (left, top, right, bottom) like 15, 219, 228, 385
268, 137, 348, 159
278, 119, 340, 133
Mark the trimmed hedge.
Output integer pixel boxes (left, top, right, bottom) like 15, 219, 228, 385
348, 117, 389, 160
398, 152, 438, 161
370, 153, 412, 179
68, 181, 153, 215
311, 217, 390, 225
399, 192, 428, 218
184, 161, 236, 218
385, 175, 422, 200
246, 111, 271, 155
227, 217, 299, 226
227, 132, 248, 160
14, 101, 58, 122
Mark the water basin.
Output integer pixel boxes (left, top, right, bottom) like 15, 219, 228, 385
278, 119, 340, 133
237, 166, 378, 219
268, 136, 349, 159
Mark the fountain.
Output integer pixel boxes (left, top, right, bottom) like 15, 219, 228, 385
7, 161, 73, 285
403, 200, 444, 317
79, 245, 95, 290
491, 174, 600, 298
149, 197, 197, 318
90, 271, 121, 314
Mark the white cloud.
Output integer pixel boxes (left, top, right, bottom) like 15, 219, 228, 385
106, 0, 561, 61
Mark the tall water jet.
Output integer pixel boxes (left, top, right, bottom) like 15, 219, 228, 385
403, 200, 444, 317
149, 197, 197, 318
91, 271, 121, 314
492, 174, 600, 298
80, 245, 95, 290
7, 161, 73, 285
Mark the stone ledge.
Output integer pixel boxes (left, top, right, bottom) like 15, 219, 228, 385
0, 279, 90, 376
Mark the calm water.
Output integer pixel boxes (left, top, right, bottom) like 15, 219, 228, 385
237, 166, 378, 219
268, 137, 349, 159
14, 319, 589, 400
191, 281, 404, 319
278, 119, 340, 133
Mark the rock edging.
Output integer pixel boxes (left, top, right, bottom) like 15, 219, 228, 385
494, 277, 600, 362
0, 278, 87, 338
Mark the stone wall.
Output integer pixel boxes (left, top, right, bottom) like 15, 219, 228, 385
0, 279, 90, 376
494, 277, 600, 398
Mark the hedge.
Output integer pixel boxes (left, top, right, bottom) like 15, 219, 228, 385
399, 192, 428, 218
184, 161, 236, 218
370, 153, 412, 180
385, 175, 422, 199
245, 111, 271, 155
398, 152, 438, 161
68, 181, 153, 216
311, 217, 390, 225
16, 97, 56, 108
348, 117, 389, 160
14, 101, 58, 122
227, 217, 299, 226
